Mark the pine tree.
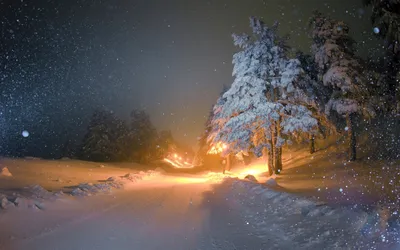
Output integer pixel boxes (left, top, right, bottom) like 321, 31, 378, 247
113, 118, 131, 161
310, 11, 375, 161
295, 51, 336, 153
129, 109, 158, 163
210, 17, 318, 175
364, 0, 400, 113
364, 0, 400, 54
80, 109, 126, 162
196, 85, 229, 166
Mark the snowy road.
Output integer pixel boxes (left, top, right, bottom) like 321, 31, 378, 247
1, 174, 399, 250
2, 177, 266, 250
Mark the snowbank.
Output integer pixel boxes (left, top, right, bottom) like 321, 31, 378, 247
265, 177, 278, 187
0, 167, 12, 177
227, 178, 399, 249
244, 174, 258, 183
0, 169, 164, 211
0, 184, 63, 211
206, 172, 237, 182
70, 183, 115, 197
70, 169, 162, 197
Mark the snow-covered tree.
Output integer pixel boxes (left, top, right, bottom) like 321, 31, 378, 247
364, 0, 400, 55
295, 51, 337, 153
310, 11, 375, 161
364, 0, 400, 113
195, 85, 229, 166
209, 17, 318, 175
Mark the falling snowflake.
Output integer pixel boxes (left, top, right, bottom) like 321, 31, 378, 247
22, 130, 29, 137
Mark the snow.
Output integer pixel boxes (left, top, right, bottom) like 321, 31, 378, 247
228, 179, 399, 249
0, 150, 398, 249
0, 196, 15, 210
0, 167, 12, 177
310, 12, 372, 118
265, 177, 278, 187
210, 17, 318, 156
0, 158, 155, 194
244, 174, 258, 182
0, 157, 166, 215
21, 130, 29, 137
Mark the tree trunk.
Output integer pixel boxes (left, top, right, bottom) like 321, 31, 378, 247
226, 154, 231, 171
268, 145, 274, 176
268, 127, 274, 176
278, 146, 282, 172
309, 134, 315, 154
277, 117, 282, 173
272, 123, 279, 175
271, 88, 283, 174
274, 144, 281, 174
346, 113, 356, 161
273, 119, 282, 174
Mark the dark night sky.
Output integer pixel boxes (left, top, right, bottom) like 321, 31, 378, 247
0, 0, 381, 157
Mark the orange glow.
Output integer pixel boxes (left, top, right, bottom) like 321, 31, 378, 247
163, 157, 194, 169
164, 158, 183, 168
207, 142, 228, 155
235, 163, 268, 179
173, 176, 209, 184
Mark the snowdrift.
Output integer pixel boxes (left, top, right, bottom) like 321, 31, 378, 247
0, 169, 164, 211
227, 178, 399, 249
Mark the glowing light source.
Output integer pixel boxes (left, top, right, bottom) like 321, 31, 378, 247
164, 158, 183, 168
163, 157, 194, 169
207, 142, 228, 155
235, 163, 268, 179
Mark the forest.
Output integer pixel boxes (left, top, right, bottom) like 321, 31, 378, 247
197, 6, 400, 175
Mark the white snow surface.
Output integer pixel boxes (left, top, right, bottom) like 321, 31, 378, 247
0, 167, 12, 177
0, 172, 398, 250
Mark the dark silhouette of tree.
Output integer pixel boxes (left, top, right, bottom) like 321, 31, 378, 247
129, 109, 158, 163
310, 11, 375, 161
364, 0, 400, 113
79, 109, 129, 162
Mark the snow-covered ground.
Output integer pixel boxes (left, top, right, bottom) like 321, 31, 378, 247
0, 157, 155, 192
275, 145, 400, 208
0, 151, 399, 249
228, 179, 399, 249
0, 157, 161, 215
0, 174, 398, 250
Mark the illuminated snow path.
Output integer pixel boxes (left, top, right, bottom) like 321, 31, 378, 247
1, 174, 398, 250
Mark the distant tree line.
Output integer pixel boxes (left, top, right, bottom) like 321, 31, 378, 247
199, 1, 400, 175
75, 108, 184, 163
